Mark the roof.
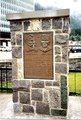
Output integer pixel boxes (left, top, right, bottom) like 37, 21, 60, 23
6, 9, 70, 21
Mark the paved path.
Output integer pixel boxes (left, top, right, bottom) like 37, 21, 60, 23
0, 94, 81, 120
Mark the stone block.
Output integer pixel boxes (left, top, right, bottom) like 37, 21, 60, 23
44, 90, 49, 103
19, 80, 30, 92
55, 55, 61, 62
24, 21, 30, 31
32, 89, 43, 101
51, 109, 67, 116
42, 18, 51, 30
11, 32, 16, 45
55, 46, 61, 55
12, 46, 22, 58
16, 34, 22, 45
20, 92, 30, 104
63, 17, 69, 31
55, 64, 67, 74
61, 75, 67, 88
55, 35, 68, 45
36, 102, 50, 115
45, 81, 52, 86
62, 46, 68, 62
12, 59, 17, 80
14, 103, 22, 113
55, 74, 60, 81
13, 90, 18, 102
49, 88, 60, 108
23, 105, 34, 113
53, 80, 59, 86
32, 80, 44, 88
61, 87, 67, 109
12, 80, 19, 88
52, 17, 62, 29
10, 21, 22, 31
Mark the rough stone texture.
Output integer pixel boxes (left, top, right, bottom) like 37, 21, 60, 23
16, 34, 22, 45
14, 103, 22, 113
12, 46, 22, 58
61, 87, 67, 109
44, 89, 49, 103
19, 80, 30, 92
55, 46, 61, 54
51, 109, 67, 116
53, 80, 59, 86
12, 80, 19, 88
49, 88, 60, 108
10, 21, 22, 31
24, 21, 30, 31
36, 102, 50, 115
11, 32, 16, 45
52, 18, 62, 29
32, 80, 44, 88
13, 90, 18, 102
55, 55, 61, 62
62, 46, 68, 62
20, 92, 30, 104
55, 63, 67, 74
61, 75, 67, 88
55, 74, 60, 81
12, 59, 17, 80
32, 89, 43, 101
23, 105, 34, 113
45, 81, 53, 86
63, 17, 69, 31
55, 35, 68, 45
42, 19, 51, 30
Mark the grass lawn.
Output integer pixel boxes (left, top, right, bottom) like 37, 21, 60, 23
69, 72, 81, 93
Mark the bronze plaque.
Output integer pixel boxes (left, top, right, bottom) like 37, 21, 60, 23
23, 32, 53, 79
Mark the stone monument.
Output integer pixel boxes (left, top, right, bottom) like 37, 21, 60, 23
6, 9, 70, 117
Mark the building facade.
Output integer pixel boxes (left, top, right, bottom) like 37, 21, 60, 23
0, 0, 34, 32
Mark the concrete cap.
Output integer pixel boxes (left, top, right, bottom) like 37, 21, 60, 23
6, 9, 70, 21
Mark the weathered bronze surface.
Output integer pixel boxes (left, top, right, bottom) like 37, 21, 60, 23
23, 32, 53, 79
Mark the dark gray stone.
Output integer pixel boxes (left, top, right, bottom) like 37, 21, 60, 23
52, 17, 62, 29
24, 21, 30, 31
55, 64, 67, 74
62, 46, 68, 62
12, 46, 22, 58
53, 80, 59, 86
11, 32, 16, 45
55, 35, 68, 45
13, 90, 18, 102
10, 21, 22, 31
32, 89, 43, 101
61, 87, 67, 109
55, 47, 61, 54
61, 75, 67, 88
51, 109, 67, 116
36, 102, 50, 115
55, 30, 62, 33
23, 105, 34, 113
45, 81, 52, 86
20, 92, 30, 104
32, 80, 44, 88
14, 103, 22, 113
12, 59, 17, 80
16, 34, 22, 45
49, 88, 60, 108
55, 55, 61, 62
42, 19, 51, 30
19, 80, 30, 92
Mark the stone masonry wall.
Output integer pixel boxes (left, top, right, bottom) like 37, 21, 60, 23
10, 11, 70, 116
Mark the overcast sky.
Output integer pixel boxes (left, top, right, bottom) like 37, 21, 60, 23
35, 0, 81, 15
